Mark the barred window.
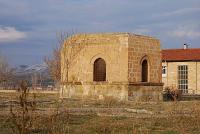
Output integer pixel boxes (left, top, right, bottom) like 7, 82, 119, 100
142, 60, 148, 82
178, 65, 188, 93
93, 58, 106, 81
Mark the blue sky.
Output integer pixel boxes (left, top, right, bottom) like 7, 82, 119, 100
0, 0, 199, 66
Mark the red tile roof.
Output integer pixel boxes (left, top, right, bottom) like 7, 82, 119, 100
162, 48, 200, 61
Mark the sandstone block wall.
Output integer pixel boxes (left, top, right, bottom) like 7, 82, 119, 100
61, 33, 163, 101
60, 83, 129, 101
128, 34, 162, 83
61, 33, 162, 84
61, 33, 129, 83
60, 83, 162, 101
128, 85, 163, 101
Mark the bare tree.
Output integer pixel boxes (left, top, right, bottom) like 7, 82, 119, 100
45, 31, 86, 86
61, 33, 86, 83
44, 32, 73, 83
9, 81, 36, 134
0, 53, 14, 84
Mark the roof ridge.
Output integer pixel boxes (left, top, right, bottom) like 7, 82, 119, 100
162, 48, 200, 61
162, 48, 200, 51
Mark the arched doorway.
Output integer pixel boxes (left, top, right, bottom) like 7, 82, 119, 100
142, 59, 148, 82
93, 58, 106, 81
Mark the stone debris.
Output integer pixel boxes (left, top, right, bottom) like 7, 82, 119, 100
124, 108, 153, 115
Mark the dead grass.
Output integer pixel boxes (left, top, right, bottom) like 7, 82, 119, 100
0, 92, 200, 134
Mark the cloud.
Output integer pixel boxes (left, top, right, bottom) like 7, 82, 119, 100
0, 26, 26, 42
170, 30, 200, 38
0, 0, 200, 65
133, 27, 150, 35
152, 7, 200, 19
168, 25, 200, 39
163, 8, 200, 17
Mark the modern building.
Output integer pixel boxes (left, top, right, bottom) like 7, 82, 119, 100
60, 33, 163, 101
162, 44, 200, 94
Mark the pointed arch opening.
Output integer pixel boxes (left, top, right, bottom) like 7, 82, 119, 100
93, 58, 106, 82
142, 59, 148, 82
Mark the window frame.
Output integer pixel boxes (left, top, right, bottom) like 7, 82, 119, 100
162, 66, 167, 77
178, 65, 188, 94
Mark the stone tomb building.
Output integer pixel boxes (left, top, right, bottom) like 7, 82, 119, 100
60, 33, 163, 101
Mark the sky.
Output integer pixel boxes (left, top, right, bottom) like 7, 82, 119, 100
0, 0, 199, 66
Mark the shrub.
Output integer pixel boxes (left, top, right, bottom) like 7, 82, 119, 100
163, 86, 182, 101
9, 81, 36, 134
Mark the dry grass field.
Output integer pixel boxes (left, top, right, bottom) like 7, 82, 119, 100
0, 92, 200, 134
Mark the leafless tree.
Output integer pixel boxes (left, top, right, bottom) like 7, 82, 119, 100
45, 31, 86, 86
61, 33, 87, 83
31, 72, 39, 89
44, 32, 73, 83
0, 53, 14, 84
9, 81, 36, 134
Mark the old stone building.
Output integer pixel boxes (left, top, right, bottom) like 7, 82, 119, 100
162, 45, 200, 94
60, 33, 163, 101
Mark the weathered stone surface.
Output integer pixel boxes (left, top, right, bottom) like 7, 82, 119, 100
61, 33, 163, 101
60, 83, 129, 101
60, 83, 162, 101
128, 84, 163, 101
128, 34, 161, 83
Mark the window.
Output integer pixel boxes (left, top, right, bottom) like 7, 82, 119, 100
162, 66, 167, 77
178, 65, 188, 94
93, 58, 106, 81
142, 60, 148, 82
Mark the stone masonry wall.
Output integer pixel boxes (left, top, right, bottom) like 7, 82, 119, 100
61, 33, 129, 83
197, 62, 200, 94
61, 33, 163, 101
60, 83, 162, 101
60, 83, 129, 101
128, 85, 163, 101
128, 34, 162, 83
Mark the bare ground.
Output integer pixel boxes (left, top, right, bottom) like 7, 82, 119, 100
0, 92, 200, 134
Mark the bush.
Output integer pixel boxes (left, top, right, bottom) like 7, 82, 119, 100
163, 86, 182, 101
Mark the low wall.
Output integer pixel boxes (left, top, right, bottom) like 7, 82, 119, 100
60, 83, 129, 101
60, 82, 163, 101
0, 89, 59, 94
128, 85, 163, 101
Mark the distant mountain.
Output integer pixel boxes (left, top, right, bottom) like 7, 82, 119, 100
15, 63, 49, 76
1, 63, 55, 89
14, 63, 54, 87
